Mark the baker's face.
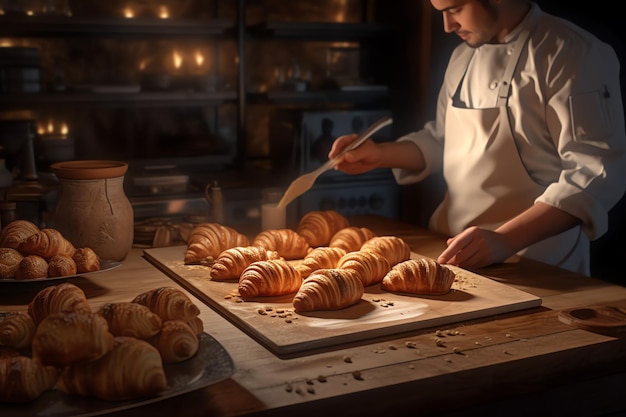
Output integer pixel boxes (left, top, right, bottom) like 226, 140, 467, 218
430, 0, 500, 47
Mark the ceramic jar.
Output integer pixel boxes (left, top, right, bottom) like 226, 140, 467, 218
51, 160, 134, 261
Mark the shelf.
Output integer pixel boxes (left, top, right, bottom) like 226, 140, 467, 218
248, 89, 390, 106
0, 15, 234, 38
247, 21, 391, 41
0, 91, 237, 108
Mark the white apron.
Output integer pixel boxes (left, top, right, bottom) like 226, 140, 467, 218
429, 27, 590, 275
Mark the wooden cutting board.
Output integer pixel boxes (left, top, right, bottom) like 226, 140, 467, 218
143, 246, 542, 357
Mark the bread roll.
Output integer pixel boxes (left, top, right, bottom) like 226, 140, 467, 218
295, 246, 346, 279
27, 282, 92, 326
0, 247, 23, 278
149, 319, 199, 363
252, 229, 311, 260
132, 286, 201, 321
293, 269, 364, 312
17, 228, 76, 259
296, 210, 349, 247
0, 220, 39, 250
337, 250, 391, 286
47, 254, 77, 278
73, 247, 101, 273
0, 311, 36, 350
360, 236, 411, 266
0, 356, 58, 403
381, 258, 456, 295
329, 226, 376, 252
210, 246, 280, 280
238, 259, 302, 298
32, 310, 115, 367
184, 223, 249, 264
56, 336, 167, 401
15, 255, 48, 280
97, 302, 162, 339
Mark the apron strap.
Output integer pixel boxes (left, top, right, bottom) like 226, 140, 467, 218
497, 27, 533, 107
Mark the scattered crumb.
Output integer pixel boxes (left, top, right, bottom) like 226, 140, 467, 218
285, 383, 293, 393
388, 344, 398, 350
506, 333, 513, 338
307, 387, 316, 394
408, 364, 415, 370
352, 370, 364, 381
317, 375, 327, 383
305, 378, 314, 385
343, 356, 352, 363
405, 341, 418, 349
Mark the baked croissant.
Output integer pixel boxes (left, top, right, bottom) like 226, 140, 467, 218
252, 229, 311, 260
360, 236, 411, 266
73, 247, 101, 273
0, 220, 39, 250
0, 247, 23, 278
210, 246, 280, 280
0, 311, 36, 350
184, 223, 250, 264
185, 316, 204, 335
292, 269, 364, 312
296, 210, 350, 247
56, 336, 167, 401
97, 302, 163, 339
238, 259, 302, 298
132, 286, 201, 321
295, 246, 346, 279
27, 282, 92, 326
337, 250, 391, 286
0, 356, 58, 403
15, 255, 48, 280
47, 254, 77, 278
17, 228, 76, 260
32, 310, 115, 367
149, 319, 199, 363
330, 226, 377, 252
381, 258, 456, 295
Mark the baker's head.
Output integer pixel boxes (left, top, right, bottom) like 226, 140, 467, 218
430, 0, 530, 46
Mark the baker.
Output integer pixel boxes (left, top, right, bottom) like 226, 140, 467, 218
329, 0, 626, 275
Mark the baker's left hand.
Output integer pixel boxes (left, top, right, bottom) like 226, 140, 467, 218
436, 226, 513, 270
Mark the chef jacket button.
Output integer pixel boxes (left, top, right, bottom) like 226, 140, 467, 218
507, 47, 514, 55
489, 81, 498, 89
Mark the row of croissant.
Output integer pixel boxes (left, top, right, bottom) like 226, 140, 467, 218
0, 282, 203, 403
184, 210, 457, 312
0, 220, 101, 280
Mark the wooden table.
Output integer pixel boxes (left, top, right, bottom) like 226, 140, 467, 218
2, 215, 626, 416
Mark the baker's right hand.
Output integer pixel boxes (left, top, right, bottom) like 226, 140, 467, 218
329, 134, 380, 175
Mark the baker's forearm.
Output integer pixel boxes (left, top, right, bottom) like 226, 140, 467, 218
377, 141, 426, 171
495, 202, 581, 253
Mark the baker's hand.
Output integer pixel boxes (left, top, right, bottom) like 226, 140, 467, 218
328, 134, 380, 175
436, 226, 514, 270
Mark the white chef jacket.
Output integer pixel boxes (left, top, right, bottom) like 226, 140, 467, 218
394, 3, 626, 248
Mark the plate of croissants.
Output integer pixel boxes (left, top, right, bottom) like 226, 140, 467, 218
0, 283, 235, 416
0, 220, 121, 283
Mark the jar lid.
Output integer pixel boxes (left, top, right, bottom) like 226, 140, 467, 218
51, 160, 128, 180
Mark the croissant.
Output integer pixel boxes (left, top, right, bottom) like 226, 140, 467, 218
56, 336, 167, 401
149, 319, 199, 363
132, 286, 201, 321
17, 228, 76, 259
184, 223, 250, 264
0, 356, 58, 403
337, 250, 391, 286
15, 255, 48, 280
238, 259, 302, 298
360, 236, 411, 266
27, 282, 92, 326
330, 226, 377, 252
32, 310, 115, 367
295, 246, 346, 279
252, 229, 311, 260
0, 247, 23, 278
73, 247, 101, 273
47, 254, 77, 278
185, 316, 204, 335
292, 268, 364, 312
210, 246, 280, 280
381, 258, 456, 295
296, 210, 350, 247
97, 302, 163, 339
0, 220, 39, 250
0, 347, 20, 359
0, 311, 36, 350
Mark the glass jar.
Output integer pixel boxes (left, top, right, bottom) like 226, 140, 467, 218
51, 160, 134, 261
